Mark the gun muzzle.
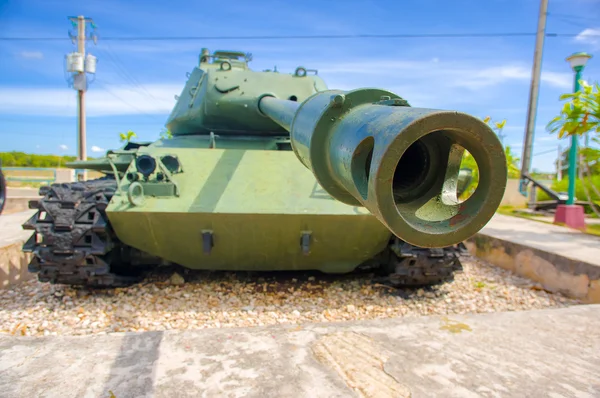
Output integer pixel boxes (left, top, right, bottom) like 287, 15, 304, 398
259, 88, 507, 248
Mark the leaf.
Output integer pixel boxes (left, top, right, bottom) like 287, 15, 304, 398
119, 130, 137, 143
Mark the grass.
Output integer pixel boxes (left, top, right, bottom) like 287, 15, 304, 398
496, 205, 600, 237
4, 168, 104, 188
586, 224, 600, 237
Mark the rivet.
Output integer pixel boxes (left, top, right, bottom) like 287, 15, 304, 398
330, 94, 345, 107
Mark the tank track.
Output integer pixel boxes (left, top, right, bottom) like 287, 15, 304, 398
382, 240, 466, 287
21, 177, 466, 289
22, 177, 149, 288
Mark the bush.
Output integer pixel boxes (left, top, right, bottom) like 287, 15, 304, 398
0, 151, 95, 168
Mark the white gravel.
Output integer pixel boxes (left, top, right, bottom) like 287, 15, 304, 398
0, 257, 580, 337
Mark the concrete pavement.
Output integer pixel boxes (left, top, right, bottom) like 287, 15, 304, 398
0, 210, 34, 247
6, 187, 40, 198
467, 213, 600, 303
0, 305, 598, 397
0, 210, 34, 288
2, 188, 40, 215
478, 213, 600, 266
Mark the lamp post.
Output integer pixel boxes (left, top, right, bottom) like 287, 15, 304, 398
554, 51, 592, 230
566, 52, 592, 205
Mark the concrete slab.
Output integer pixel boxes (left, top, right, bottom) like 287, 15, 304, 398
480, 214, 600, 264
6, 187, 40, 198
467, 213, 600, 303
2, 188, 40, 215
0, 305, 598, 397
0, 210, 35, 288
0, 210, 34, 247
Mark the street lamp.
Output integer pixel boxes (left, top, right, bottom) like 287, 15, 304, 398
554, 51, 592, 230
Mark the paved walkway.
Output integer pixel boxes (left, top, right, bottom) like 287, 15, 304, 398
6, 187, 39, 198
480, 213, 600, 268
0, 305, 598, 397
0, 210, 34, 247
532, 215, 600, 225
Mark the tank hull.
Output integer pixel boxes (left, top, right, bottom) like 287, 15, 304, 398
106, 139, 391, 272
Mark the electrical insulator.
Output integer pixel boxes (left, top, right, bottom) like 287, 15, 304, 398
66, 52, 84, 73
84, 54, 97, 74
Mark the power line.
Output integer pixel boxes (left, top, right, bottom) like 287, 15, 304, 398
0, 32, 596, 41
96, 44, 173, 105
534, 148, 558, 157
93, 79, 167, 124
547, 12, 600, 23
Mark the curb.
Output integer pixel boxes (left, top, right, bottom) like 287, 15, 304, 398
2, 197, 39, 215
465, 233, 600, 303
0, 240, 34, 289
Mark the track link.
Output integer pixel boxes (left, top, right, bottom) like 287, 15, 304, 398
22, 177, 144, 288
368, 239, 466, 288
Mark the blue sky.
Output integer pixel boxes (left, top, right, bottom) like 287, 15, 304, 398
0, 0, 599, 172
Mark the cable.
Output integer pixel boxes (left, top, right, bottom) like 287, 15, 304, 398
548, 12, 600, 23
93, 80, 167, 124
0, 32, 596, 41
534, 148, 559, 157
550, 15, 591, 29
95, 44, 173, 105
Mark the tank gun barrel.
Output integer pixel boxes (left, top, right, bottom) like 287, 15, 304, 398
258, 89, 508, 248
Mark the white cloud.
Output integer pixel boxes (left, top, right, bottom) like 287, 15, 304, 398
18, 51, 44, 59
540, 71, 573, 89
318, 60, 422, 74
451, 66, 571, 90
0, 57, 573, 118
0, 84, 180, 117
91, 146, 105, 153
504, 124, 554, 133
59, 144, 68, 150
575, 28, 600, 47
319, 60, 572, 90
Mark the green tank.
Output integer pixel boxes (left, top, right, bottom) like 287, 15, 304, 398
21, 49, 506, 288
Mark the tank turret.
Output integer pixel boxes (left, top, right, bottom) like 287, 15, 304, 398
21, 48, 505, 288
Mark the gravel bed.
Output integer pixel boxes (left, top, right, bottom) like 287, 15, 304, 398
0, 257, 580, 337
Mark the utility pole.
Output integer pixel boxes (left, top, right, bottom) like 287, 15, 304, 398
519, 0, 548, 197
66, 16, 97, 181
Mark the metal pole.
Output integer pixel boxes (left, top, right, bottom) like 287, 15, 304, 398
519, 0, 548, 196
567, 67, 583, 205
77, 15, 87, 181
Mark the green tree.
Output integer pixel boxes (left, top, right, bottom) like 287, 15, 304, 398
119, 130, 137, 143
547, 80, 600, 139
0, 152, 82, 167
160, 128, 173, 139
556, 143, 600, 177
